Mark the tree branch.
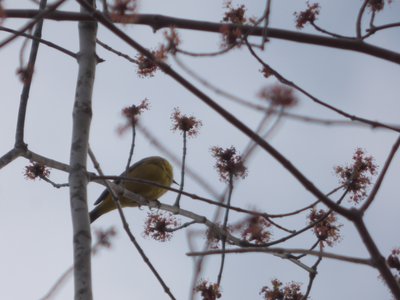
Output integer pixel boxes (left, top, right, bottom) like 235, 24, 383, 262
361, 135, 400, 212
0, 1, 66, 49
78, 1, 355, 220
88, 148, 176, 300
353, 215, 400, 299
245, 39, 400, 133
4, 10, 400, 64
14, 0, 49, 148
187, 247, 373, 266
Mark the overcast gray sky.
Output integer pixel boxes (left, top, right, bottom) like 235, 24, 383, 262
0, 1, 399, 299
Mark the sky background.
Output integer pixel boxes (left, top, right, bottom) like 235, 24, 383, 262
0, 0, 399, 299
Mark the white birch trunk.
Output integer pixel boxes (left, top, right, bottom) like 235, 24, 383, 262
69, 1, 97, 299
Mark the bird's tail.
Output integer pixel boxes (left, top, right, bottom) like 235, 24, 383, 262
89, 205, 103, 223
90, 190, 115, 223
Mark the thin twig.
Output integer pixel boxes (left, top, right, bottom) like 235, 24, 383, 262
96, 38, 138, 63
39, 227, 117, 300
217, 174, 234, 285
0, 0, 66, 49
18, 28, 32, 71
174, 131, 186, 207
261, 0, 272, 48
175, 55, 399, 130
361, 135, 400, 212
0, 26, 77, 59
245, 39, 400, 133
241, 106, 282, 163
252, 189, 349, 249
174, 55, 269, 111
268, 184, 344, 218
92, 175, 245, 245
165, 220, 197, 232
39, 265, 73, 300
310, 21, 355, 39
302, 245, 323, 300
93, 181, 247, 246
176, 44, 235, 57
237, 108, 295, 233
93, 174, 325, 236
40, 176, 69, 188
187, 247, 373, 266
137, 123, 220, 199
88, 148, 177, 300
22, 149, 71, 173
15, 0, 49, 148
125, 123, 136, 173
356, 0, 369, 39
294, 239, 320, 260
364, 21, 400, 39
363, 10, 377, 40
278, 111, 399, 128
353, 215, 400, 298
119, 215, 177, 300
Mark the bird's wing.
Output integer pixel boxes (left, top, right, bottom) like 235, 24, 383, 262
94, 188, 110, 205
93, 157, 160, 206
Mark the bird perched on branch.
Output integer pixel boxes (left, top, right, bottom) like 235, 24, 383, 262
90, 156, 174, 223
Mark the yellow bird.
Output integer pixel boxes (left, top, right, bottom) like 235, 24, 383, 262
90, 156, 174, 223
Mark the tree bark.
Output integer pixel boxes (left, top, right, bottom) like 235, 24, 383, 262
69, 1, 97, 299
